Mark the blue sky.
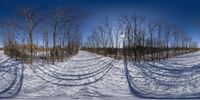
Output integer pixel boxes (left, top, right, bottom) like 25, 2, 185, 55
0, 0, 200, 46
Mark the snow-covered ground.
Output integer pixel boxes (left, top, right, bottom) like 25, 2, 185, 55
127, 51, 200, 98
0, 51, 23, 98
1, 50, 200, 99
0, 50, 138, 100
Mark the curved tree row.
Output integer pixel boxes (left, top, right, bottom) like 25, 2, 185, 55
83, 13, 198, 61
0, 6, 85, 64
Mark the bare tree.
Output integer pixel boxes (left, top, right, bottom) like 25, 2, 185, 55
1, 18, 17, 58
119, 13, 145, 61
114, 28, 122, 58
43, 30, 49, 57
146, 21, 157, 60
19, 6, 42, 64
49, 7, 85, 64
163, 23, 173, 58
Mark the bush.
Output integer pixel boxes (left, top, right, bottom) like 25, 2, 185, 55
4, 45, 28, 60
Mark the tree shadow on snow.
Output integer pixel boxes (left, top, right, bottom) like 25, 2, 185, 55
124, 60, 200, 99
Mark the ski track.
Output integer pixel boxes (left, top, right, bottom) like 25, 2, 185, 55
0, 51, 23, 99
15, 51, 134, 99
1, 50, 200, 99
127, 51, 200, 98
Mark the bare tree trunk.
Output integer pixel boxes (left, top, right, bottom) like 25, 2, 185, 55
52, 19, 58, 64
29, 30, 33, 64
19, 7, 42, 65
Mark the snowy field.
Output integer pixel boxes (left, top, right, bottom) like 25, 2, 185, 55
0, 51, 137, 100
127, 51, 200, 98
1, 50, 200, 99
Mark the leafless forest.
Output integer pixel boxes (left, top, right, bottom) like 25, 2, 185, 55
1, 6, 198, 64
82, 14, 198, 61
2, 7, 85, 64
1, 1, 200, 99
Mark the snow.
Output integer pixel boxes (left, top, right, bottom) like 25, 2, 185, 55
127, 51, 200, 98
0, 51, 23, 98
1, 50, 200, 99
0, 51, 137, 99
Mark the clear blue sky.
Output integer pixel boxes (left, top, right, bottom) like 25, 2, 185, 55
0, 0, 200, 46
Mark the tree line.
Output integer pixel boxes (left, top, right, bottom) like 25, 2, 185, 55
1, 6, 85, 64
82, 13, 198, 61
1, 8, 198, 63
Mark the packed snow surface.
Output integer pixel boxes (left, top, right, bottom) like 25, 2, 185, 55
127, 51, 200, 98
0, 51, 135, 99
1, 50, 200, 99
